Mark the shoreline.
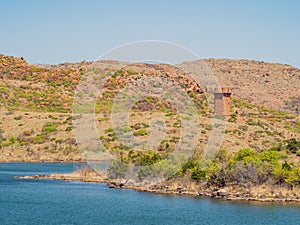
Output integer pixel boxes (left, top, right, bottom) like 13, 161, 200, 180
14, 173, 300, 204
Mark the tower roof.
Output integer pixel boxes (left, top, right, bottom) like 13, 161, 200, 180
214, 87, 231, 94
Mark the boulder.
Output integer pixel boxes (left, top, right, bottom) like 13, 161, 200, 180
217, 189, 228, 197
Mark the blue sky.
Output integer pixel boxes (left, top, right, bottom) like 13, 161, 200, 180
0, 0, 299, 67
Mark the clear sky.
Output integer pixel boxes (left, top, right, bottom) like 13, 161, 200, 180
0, 0, 299, 67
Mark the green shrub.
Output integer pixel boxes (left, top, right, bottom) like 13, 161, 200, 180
273, 162, 300, 186
63, 82, 70, 87
0, 87, 10, 94
43, 123, 57, 134
229, 148, 261, 168
134, 151, 162, 166
260, 150, 279, 163
191, 170, 206, 182
65, 126, 73, 132
99, 135, 105, 140
131, 123, 149, 130
127, 69, 136, 75
231, 112, 238, 119
246, 119, 257, 126
269, 143, 284, 151
31, 67, 44, 73
182, 159, 198, 173
286, 138, 300, 153
9, 136, 17, 144
105, 127, 114, 133
112, 70, 124, 78
48, 82, 57, 88
19, 141, 26, 146
113, 144, 130, 151
233, 148, 256, 161
64, 146, 70, 155
1, 140, 11, 147
265, 130, 274, 136
33, 135, 43, 144
133, 128, 147, 136
108, 159, 129, 179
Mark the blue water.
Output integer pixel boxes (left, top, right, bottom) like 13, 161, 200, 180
0, 163, 300, 225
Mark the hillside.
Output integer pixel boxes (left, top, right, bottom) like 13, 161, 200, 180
204, 59, 300, 113
0, 54, 299, 156
1, 55, 299, 113
1, 54, 300, 194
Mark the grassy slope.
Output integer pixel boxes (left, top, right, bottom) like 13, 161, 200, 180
0, 54, 299, 190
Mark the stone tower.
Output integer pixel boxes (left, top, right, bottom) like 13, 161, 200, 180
214, 87, 231, 118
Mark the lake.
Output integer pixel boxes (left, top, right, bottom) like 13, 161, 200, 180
0, 163, 299, 225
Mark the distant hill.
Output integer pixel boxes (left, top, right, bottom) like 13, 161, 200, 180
203, 59, 300, 113
1, 54, 299, 113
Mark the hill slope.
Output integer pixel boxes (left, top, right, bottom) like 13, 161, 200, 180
203, 59, 300, 113
0, 54, 299, 191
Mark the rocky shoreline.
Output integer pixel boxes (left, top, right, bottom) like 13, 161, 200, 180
14, 173, 300, 203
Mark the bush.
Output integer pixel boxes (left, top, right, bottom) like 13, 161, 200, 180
127, 69, 137, 75
131, 123, 149, 130
228, 148, 261, 182
105, 127, 114, 133
65, 126, 73, 132
229, 112, 238, 122
273, 162, 300, 186
108, 159, 129, 179
31, 67, 44, 73
286, 138, 300, 153
182, 159, 198, 173
43, 122, 57, 134
133, 129, 147, 136
9, 136, 17, 144
1, 140, 11, 147
33, 135, 43, 144
269, 143, 284, 151
260, 150, 279, 163
139, 151, 162, 166
113, 144, 129, 151
246, 119, 257, 126
233, 148, 256, 161
112, 70, 124, 78
191, 170, 206, 182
